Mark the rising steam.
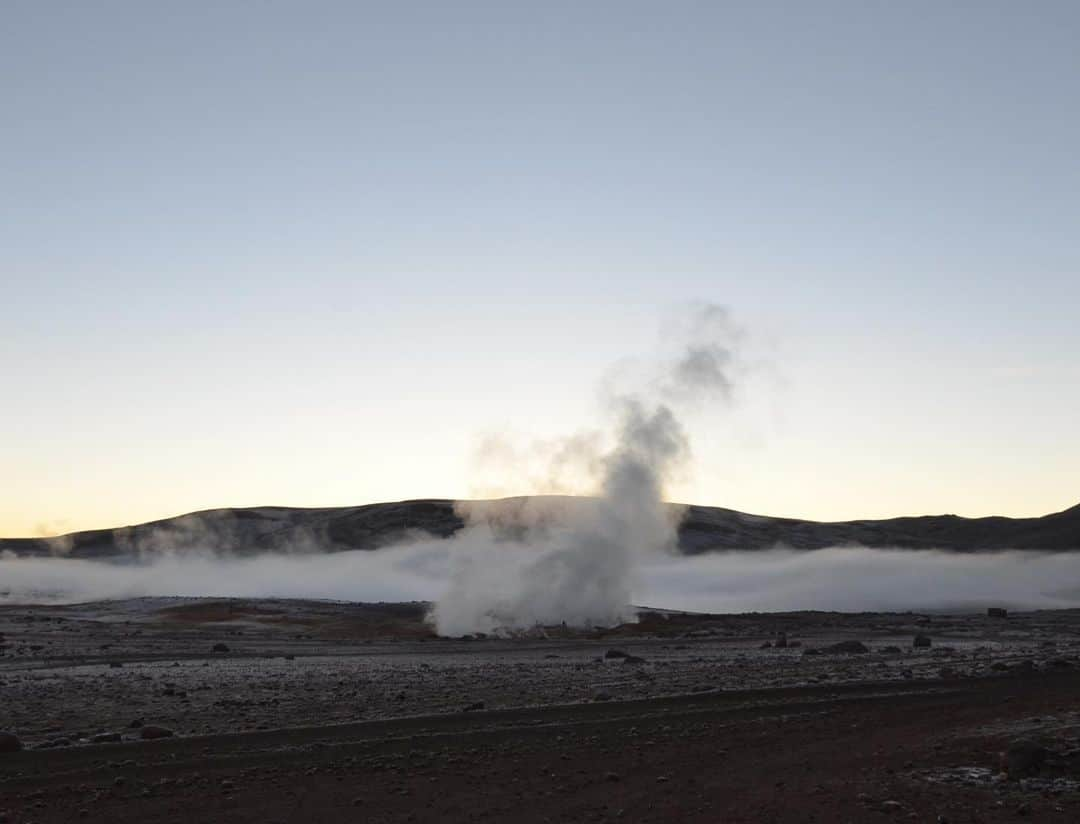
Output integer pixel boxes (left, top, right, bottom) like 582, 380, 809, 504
427, 303, 743, 635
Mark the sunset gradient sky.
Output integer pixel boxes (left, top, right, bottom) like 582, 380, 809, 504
3, 1, 1078, 537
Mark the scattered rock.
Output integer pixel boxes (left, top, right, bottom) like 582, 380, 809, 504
604, 649, 631, 660
90, 732, 121, 744
212, 643, 230, 653
464, 701, 485, 712
882, 646, 903, 655
913, 634, 932, 648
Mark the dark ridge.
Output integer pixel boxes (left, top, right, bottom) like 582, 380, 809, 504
2, 497, 1078, 560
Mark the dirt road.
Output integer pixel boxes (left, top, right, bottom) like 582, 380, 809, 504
4, 670, 1080, 823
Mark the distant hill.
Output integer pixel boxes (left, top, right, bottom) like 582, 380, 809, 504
2, 497, 1078, 560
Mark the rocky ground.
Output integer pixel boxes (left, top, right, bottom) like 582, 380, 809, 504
3, 598, 1080, 822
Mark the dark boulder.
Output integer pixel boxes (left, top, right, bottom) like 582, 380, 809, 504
1001, 740, 1049, 778
822, 641, 869, 654
0, 732, 22, 754
913, 634, 932, 649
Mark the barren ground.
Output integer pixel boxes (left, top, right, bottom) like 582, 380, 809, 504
3, 598, 1080, 822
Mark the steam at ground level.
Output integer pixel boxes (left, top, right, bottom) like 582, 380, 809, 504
3, 544, 1080, 630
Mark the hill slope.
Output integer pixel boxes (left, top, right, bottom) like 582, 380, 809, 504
2, 498, 1078, 560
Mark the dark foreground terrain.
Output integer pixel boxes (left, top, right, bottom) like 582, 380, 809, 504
4, 600, 1080, 822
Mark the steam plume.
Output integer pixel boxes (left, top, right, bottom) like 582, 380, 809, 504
428, 303, 742, 635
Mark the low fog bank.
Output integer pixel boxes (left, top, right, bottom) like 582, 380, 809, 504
4, 545, 1080, 621
636, 547, 1080, 614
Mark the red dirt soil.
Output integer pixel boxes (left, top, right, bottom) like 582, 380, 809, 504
4, 670, 1080, 823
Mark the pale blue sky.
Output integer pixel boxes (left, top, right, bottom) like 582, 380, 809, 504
3, 1, 1078, 536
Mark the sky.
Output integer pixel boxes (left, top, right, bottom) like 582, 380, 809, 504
2, 1, 1078, 538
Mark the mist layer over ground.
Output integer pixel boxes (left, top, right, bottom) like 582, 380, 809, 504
4, 544, 1080, 618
